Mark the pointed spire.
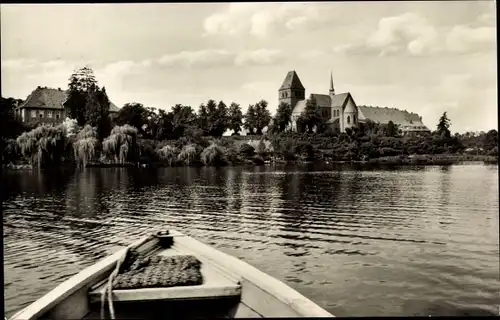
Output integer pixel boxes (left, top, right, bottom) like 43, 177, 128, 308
329, 72, 335, 95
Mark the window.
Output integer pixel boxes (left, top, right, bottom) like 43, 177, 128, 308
56, 112, 60, 119
48, 110, 53, 118
39, 113, 43, 118
347, 116, 350, 124
353, 115, 356, 123
31, 110, 36, 118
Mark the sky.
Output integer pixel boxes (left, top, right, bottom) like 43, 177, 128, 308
1, 1, 497, 133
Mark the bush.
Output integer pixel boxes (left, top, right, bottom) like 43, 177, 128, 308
16, 124, 68, 167
224, 145, 242, 164
73, 125, 100, 167
138, 139, 159, 164
178, 144, 200, 166
2, 138, 21, 164
201, 143, 227, 166
239, 143, 255, 158
102, 124, 139, 164
156, 145, 179, 166
252, 155, 265, 165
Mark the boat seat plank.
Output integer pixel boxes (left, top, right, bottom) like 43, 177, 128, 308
88, 252, 241, 303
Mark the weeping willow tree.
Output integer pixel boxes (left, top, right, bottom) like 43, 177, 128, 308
73, 125, 100, 167
178, 144, 199, 166
16, 124, 68, 167
201, 143, 227, 166
156, 145, 179, 166
2, 138, 20, 164
102, 124, 139, 164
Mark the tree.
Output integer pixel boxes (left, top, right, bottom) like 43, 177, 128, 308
171, 104, 197, 139
244, 105, 256, 135
212, 100, 229, 136
84, 86, 111, 140
386, 120, 399, 137
65, 67, 98, 126
273, 102, 292, 133
198, 103, 209, 135
1, 97, 25, 139
253, 100, 272, 135
227, 102, 243, 135
297, 104, 323, 133
156, 109, 175, 140
115, 102, 149, 133
205, 99, 218, 136
437, 112, 451, 138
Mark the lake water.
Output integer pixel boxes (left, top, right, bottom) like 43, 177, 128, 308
3, 164, 499, 317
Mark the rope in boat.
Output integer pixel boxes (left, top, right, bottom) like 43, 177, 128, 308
100, 247, 129, 320
98, 232, 202, 319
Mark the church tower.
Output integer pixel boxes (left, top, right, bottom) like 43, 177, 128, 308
278, 70, 305, 110
329, 72, 335, 97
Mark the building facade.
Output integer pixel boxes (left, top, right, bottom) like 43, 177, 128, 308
15, 86, 120, 125
280, 71, 430, 135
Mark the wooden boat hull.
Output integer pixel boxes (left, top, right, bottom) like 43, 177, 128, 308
10, 230, 334, 319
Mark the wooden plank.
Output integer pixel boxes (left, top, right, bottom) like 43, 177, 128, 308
173, 236, 334, 318
10, 235, 158, 320
89, 284, 241, 303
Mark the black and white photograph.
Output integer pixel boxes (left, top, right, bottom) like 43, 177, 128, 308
1, 1, 498, 318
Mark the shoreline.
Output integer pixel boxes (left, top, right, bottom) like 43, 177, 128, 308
3, 155, 497, 171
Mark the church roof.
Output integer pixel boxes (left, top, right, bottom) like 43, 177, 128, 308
358, 105, 427, 128
331, 92, 352, 108
310, 94, 330, 108
279, 70, 305, 91
17, 86, 120, 113
291, 99, 308, 114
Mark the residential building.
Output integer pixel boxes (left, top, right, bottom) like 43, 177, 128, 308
15, 86, 120, 125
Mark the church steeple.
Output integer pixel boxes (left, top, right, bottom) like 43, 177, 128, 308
329, 72, 335, 96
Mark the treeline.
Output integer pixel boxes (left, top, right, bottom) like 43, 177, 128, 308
1, 67, 498, 168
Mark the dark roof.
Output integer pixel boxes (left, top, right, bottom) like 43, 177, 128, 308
310, 94, 331, 108
17, 86, 120, 113
358, 105, 426, 127
279, 71, 305, 91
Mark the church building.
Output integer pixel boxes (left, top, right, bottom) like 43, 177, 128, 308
279, 71, 430, 135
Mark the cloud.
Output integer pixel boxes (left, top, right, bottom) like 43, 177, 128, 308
234, 49, 283, 66
156, 49, 284, 68
203, 3, 329, 38
334, 12, 495, 56
158, 49, 234, 68
299, 49, 329, 60
445, 25, 495, 54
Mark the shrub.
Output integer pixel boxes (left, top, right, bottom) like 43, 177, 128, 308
178, 144, 199, 166
138, 139, 159, 164
16, 124, 68, 167
2, 138, 21, 164
201, 143, 227, 166
252, 155, 265, 165
102, 124, 139, 164
239, 143, 255, 158
224, 145, 242, 164
73, 125, 100, 167
156, 145, 179, 166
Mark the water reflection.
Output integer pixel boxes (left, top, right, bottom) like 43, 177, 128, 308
3, 164, 499, 317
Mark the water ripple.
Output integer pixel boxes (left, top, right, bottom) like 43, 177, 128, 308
3, 164, 499, 317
